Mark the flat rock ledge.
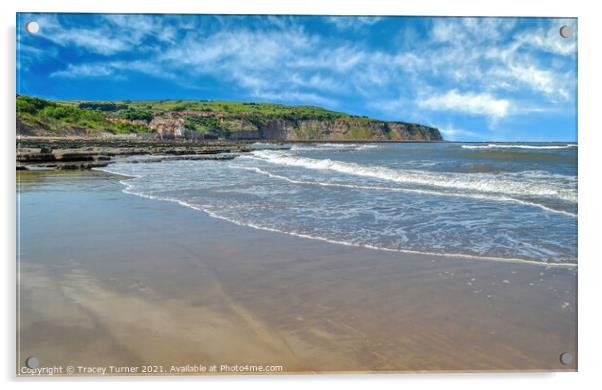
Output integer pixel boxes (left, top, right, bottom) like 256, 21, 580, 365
16, 139, 250, 170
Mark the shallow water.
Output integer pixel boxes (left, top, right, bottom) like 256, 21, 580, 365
101, 142, 577, 265
16, 170, 577, 373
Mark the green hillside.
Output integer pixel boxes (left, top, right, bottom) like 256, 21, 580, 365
17, 95, 371, 136
58, 98, 357, 120
17, 95, 152, 135
16, 95, 442, 141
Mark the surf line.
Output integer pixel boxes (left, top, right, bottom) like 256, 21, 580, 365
232, 165, 577, 218
244, 151, 577, 204
96, 166, 577, 270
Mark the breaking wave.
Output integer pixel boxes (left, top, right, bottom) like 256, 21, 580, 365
96, 166, 576, 268
248, 150, 577, 203
234, 165, 576, 217
291, 143, 379, 151
96, 142, 577, 267
462, 144, 577, 150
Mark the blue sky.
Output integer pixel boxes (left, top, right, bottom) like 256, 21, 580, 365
17, 13, 577, 141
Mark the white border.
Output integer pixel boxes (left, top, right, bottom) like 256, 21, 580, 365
3, 0, 601, 389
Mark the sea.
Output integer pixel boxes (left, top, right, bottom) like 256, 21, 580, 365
100, 142, 578, 266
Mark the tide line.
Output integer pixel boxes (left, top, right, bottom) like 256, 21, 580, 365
103, 167, 577, 269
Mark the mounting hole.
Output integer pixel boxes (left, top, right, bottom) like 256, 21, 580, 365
559, 352, 573, 365
25, 21, 40, 34
25, 356, 39, 369
559, 25, 572, 38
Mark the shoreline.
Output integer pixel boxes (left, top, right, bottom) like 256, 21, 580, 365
17, 170, 577, 374
105, 166, 576, 269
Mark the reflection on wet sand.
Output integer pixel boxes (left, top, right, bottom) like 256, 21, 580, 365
17, 172, 577, 374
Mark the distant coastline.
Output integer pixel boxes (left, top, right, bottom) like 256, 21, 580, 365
16, 95, 442, 142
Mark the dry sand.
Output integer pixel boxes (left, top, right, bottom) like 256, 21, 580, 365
16, 171, 577, 375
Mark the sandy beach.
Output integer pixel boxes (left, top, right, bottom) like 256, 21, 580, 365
16, 170, 577, 375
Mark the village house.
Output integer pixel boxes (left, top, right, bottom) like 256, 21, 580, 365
149, 117, 186, 138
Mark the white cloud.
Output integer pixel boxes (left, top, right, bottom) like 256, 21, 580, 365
51, 60, 176, 81
292, 45, 367, 73
289, 73, 343, 92
31, 14, 178, 56
438, 124, 483, 141
253, 91, 336, 107
419, 90, 510, 119
36, 15, 575, 106
516, 22, 577, 57
431, 17, 516, 44
51, 63, 114, 78
428, 18, 576, 94
160, 28, 315, 71
102, 14, 177, 44
325, 16, 383, 30
32, 15, 127, 55
493, 64, 569, 99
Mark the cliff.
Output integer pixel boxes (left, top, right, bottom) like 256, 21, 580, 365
16, 95, 442, 142
253, 118, 441, 141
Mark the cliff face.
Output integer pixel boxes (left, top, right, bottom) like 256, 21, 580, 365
255, 118, 442, 141
217, 116, 442, 141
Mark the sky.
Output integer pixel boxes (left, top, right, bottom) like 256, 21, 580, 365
17, 13, 577, 141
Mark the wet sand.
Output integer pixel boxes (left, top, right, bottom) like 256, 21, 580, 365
16, 171, 577, 375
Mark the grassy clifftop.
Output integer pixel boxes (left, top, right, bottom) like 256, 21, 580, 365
17, 95, 152, 136
16, 95, 442, 141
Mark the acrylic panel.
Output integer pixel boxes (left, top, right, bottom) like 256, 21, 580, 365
16, 13, 577, 376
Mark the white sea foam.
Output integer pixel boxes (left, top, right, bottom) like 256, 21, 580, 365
95, 165, 577, 269
356, 144, 380, 150
462, 143, 577, 150
248, 150, 577, 203
97, 144, 577, 268
234, 165, 576, 217
291, 143, 379, 151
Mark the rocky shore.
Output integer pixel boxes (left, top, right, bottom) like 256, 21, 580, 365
16, 136, 445, 170
16, 137, 254, 170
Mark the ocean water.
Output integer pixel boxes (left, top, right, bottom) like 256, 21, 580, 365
101, 142, 578, 266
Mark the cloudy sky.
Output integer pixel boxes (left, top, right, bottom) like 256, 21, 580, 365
17, 13, 577, 141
